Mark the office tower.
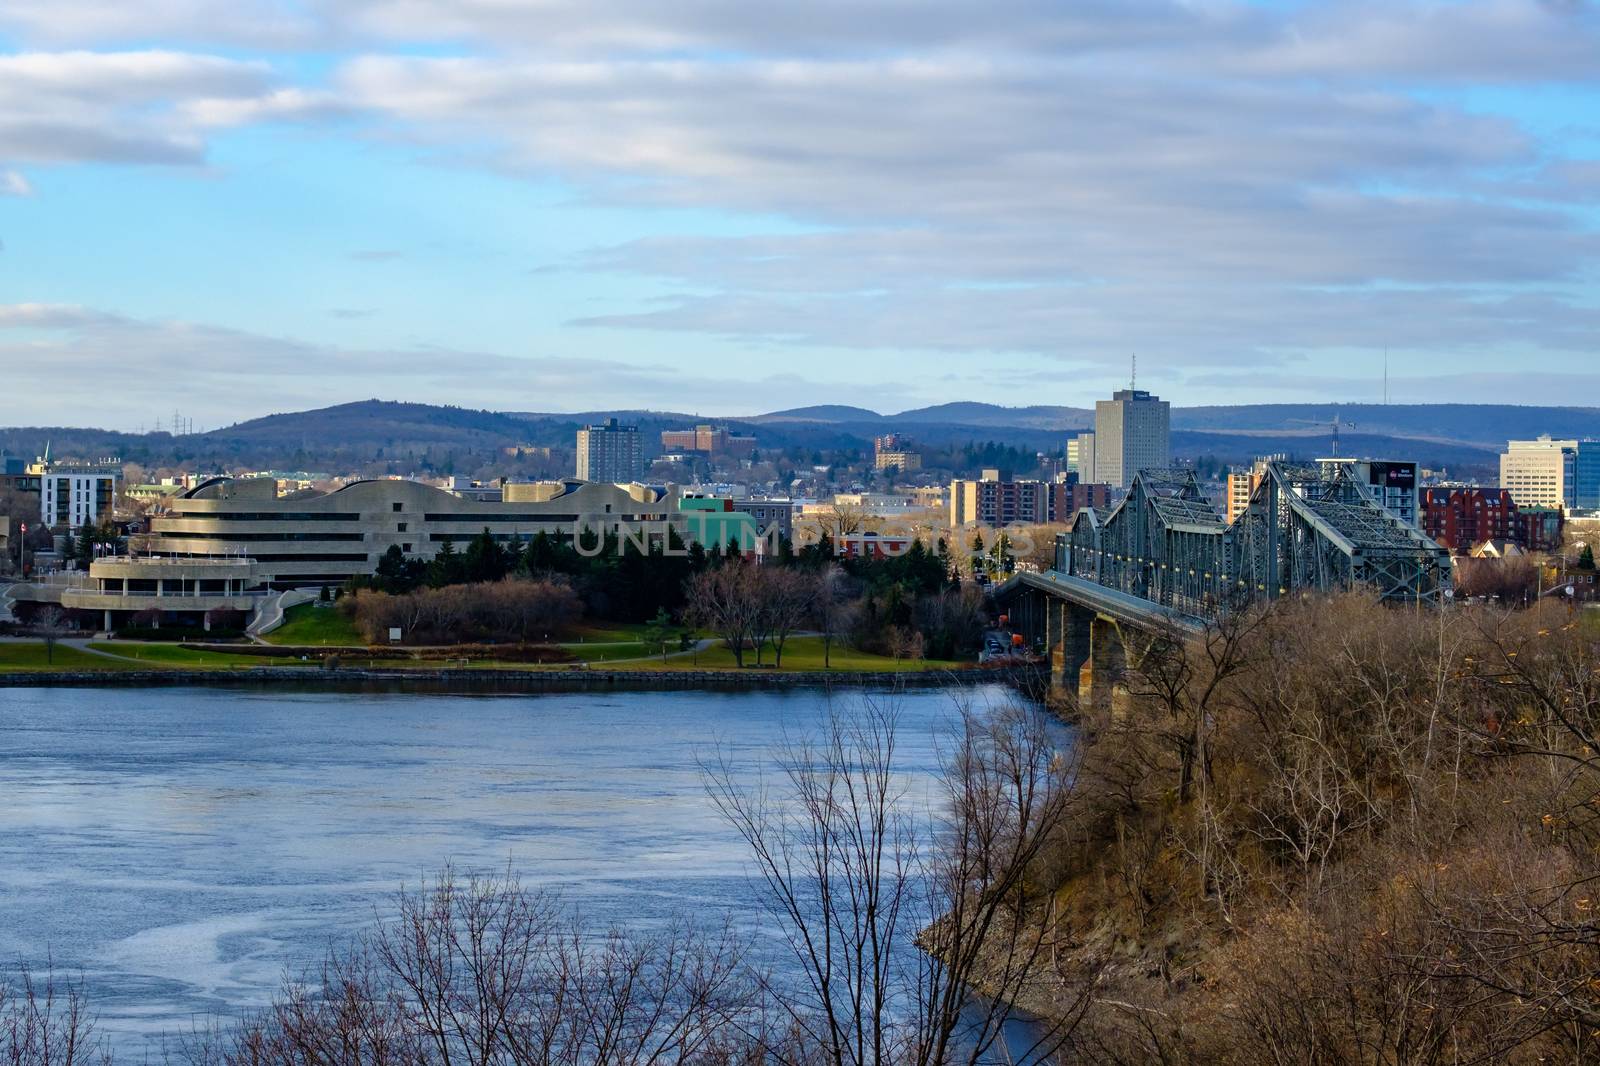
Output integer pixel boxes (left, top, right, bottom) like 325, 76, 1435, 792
1500, 436, 1578, 509
1093, 389, 1170, 488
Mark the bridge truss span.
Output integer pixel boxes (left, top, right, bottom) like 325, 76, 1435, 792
1055, 462, 1451, 621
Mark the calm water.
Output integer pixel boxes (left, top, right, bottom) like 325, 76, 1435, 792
0, 682, 1027, 1052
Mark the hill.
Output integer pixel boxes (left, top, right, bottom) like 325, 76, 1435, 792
5, 399, 1595, 479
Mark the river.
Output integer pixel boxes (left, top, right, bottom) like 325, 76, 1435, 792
0, 682, 1039, 1054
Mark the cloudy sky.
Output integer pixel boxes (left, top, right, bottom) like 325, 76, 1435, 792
1, 1, 1598, 429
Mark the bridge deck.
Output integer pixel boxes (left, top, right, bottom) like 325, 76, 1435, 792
997, 570, 1206, 635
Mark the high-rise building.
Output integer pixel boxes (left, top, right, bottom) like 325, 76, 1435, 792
1093, 389, 1170, 488
576, 418, 644, 484
1500, 436, 1578, 510
1067, 432, 1095, 481
1575, 440, 1600, 511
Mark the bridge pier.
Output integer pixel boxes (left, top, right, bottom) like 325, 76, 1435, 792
1079, 615, 1130, 713
1050, 601, 1092, 702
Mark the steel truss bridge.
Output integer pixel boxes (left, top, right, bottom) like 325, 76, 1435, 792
996, 462, 1452, 703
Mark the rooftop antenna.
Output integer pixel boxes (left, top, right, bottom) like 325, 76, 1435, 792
1130, 353, 1137, 391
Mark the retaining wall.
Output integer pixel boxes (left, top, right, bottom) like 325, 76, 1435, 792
0, 664, 1046, 694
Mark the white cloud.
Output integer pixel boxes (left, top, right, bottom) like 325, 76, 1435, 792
2, 2, 1599, 394
0, 50, 275, 165
0, 170, 32, 196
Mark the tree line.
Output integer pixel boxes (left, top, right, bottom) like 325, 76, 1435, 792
343, 529, 986, 661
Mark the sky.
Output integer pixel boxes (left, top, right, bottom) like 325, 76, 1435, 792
1, 0, 1598, 430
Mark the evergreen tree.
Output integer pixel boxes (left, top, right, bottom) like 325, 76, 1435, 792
77, 520, 97, 565
427, 540, 465, 587
464, 527, 509, 583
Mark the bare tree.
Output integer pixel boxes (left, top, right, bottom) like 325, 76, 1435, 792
187, 868, 756, 1066
811, 565, 857, 670
755, 567, 813, 668
704, 700, 1095, 1066
685, 560, 762, 667
0, 969, 108, 1066
34, 606, 68, 665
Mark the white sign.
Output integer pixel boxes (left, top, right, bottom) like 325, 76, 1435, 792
388, 627, 402, 643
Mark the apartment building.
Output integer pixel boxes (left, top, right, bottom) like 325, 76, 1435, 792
873, 433, 923, 472
1422, 487, 1565, 554
949, 471, 1109, 527
576, 418, 644, 483
32, 453, 120, 529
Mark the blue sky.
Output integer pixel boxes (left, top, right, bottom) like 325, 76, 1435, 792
0, 0, 1598, 430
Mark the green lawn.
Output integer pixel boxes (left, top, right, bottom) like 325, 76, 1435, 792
0, 642, 140, 671
88, 643, 308, 668
615, 635, 968, 673
264, 603, 365, 646
567, 641, 653, 662
564, 622, 653, 644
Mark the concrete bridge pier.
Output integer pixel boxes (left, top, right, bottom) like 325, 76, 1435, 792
1050, 601, 1092, 702
1078, 615, 1130, 713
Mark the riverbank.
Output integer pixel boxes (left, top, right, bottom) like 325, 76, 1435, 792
0, 662, 1045, 693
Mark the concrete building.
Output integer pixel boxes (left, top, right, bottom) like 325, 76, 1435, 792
1500, 436, 1578, 510
139, 476, 683, 588
1067, 432, 1095, 482
873, 434, 922, 473
63, 556, 268, 631
1093, 390, 1169, 488
1318, 458, 1421, 528
576, 418, 644, 483
439, 476, 504, 502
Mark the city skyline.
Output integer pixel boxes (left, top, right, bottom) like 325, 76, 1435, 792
2, 1, 1600, 428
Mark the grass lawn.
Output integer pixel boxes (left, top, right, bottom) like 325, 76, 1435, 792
615, 636, 968, 673
88, 643, 308, 668
567, 641, 652, 662
564, 622, 653, 644
0, 642, 140, 671
264, 603, 365, 646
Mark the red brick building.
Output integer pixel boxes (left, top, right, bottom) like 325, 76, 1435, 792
835, 531, 915, 560
1422, 488, 1564, 553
